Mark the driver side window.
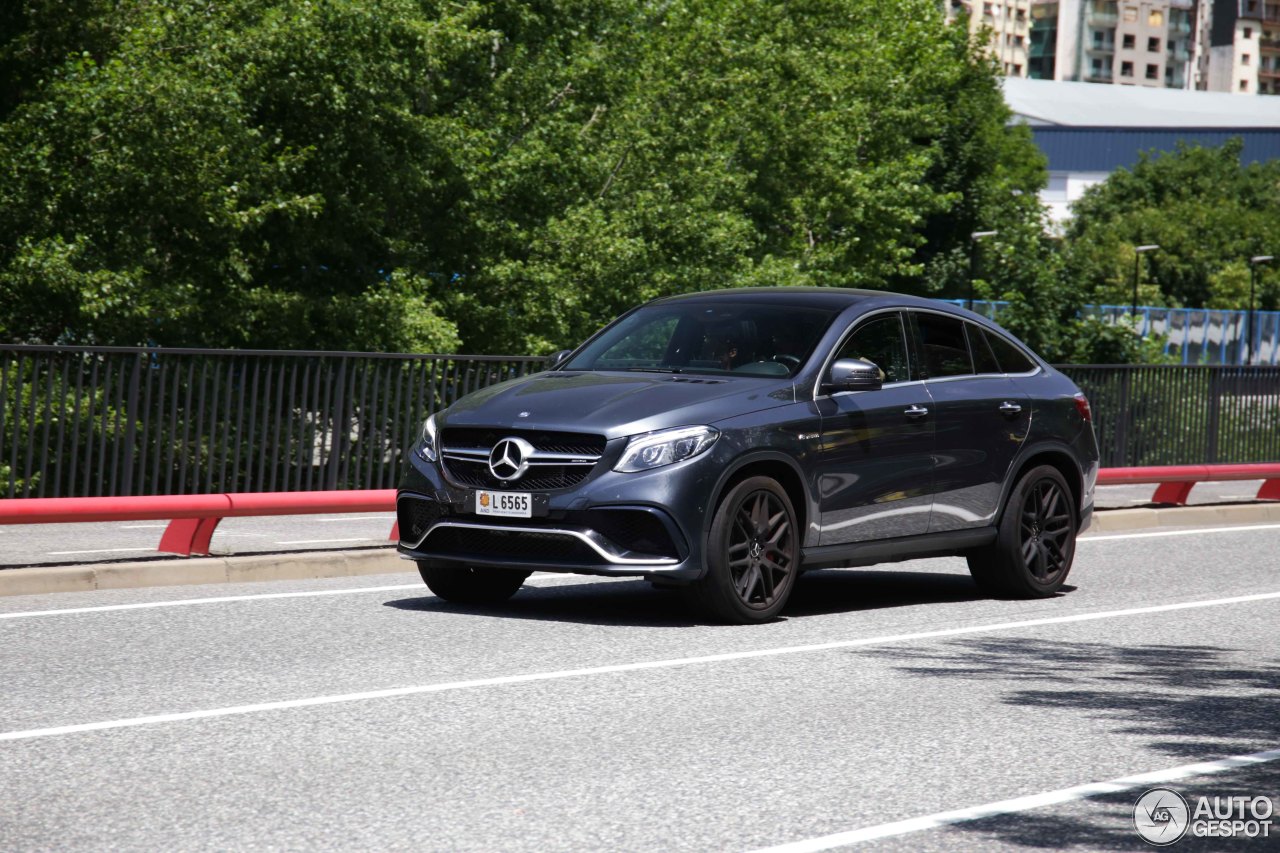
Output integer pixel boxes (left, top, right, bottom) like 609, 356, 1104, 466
835, 314, 909, 384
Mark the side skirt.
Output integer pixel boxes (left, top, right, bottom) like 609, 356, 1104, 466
800, 528, 997, 571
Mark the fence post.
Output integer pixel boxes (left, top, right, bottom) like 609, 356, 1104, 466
325, 357, 348, 491
1115, 369, 1131, 467
1205, 368, 1221, 465
121, 354, 142, 496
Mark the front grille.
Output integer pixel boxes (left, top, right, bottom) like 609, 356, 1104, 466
440, 427, 605, 490
443, 460, 593, 491
426, 527, 598, 565
397, 494, 443, 545
441, 428, 605, 456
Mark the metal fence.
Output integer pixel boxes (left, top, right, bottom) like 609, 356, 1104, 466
1060, 365, 1280, 468
0, 346, 547, 498
2, 348, 1278, 498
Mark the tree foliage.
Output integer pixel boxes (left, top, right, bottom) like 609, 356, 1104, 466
1064, 141, 1280, 312
1, 0, 1051, 354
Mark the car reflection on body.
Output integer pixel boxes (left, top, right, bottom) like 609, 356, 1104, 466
397, 288, 1099, 623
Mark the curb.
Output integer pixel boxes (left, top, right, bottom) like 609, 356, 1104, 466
1087, 502, 1280, 532
3, 503, 1280, 598
0, 548, 411, 598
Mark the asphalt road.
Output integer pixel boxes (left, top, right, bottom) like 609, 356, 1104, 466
0, 481, 1266, 568
2, 521, 1279, 850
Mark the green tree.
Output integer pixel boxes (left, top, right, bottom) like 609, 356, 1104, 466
1064, 141, 1280, 310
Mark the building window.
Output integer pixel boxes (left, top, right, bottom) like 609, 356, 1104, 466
1149, 10, 1163, 26
1240, 79, 1249, 90
1123, 33, 1136, 48
1146, 63, 1158, 79
1244, 27, 1253, 39
1124, 6, 1137, 22
1016, 9, 1026, 22
1243, 54, 1251, 66
1013, 63, 1023, 75
1148, 37, 1161, 52
1122, 60, 1134, 76
1015, 35, 1025, 47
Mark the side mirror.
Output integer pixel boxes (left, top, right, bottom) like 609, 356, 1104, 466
548, 349, 573, 368
823, 358, 883, 394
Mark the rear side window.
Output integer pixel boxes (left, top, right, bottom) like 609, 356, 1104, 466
983, 329, 1038, 373
913, 313, 973, 378
835, 313, 910, 383
967, 323, 1002, 374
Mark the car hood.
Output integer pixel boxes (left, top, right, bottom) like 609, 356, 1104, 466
438, 371, 797, 440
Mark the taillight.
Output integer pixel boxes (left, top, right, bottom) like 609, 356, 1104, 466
1073, 393, 1092, 422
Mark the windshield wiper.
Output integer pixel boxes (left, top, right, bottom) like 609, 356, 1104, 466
619, 367, 683, 374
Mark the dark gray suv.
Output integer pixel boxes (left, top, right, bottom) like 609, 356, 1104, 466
397, 288, 1099, 623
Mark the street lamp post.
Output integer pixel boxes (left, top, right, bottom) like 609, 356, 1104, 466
1131, 244, 1160, 325
969, 230, 998, 311
1249, 255, 1274, 365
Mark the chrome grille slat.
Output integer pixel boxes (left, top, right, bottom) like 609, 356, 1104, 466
438, 427, 605, 490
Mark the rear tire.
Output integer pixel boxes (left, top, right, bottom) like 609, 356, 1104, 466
967, 465, 1077, 598
688, 476, 799, 624
417, 562, 530, 604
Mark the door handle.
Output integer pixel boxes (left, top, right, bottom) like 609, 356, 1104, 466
999, 401, 1023, 415
903, 405, 929, 419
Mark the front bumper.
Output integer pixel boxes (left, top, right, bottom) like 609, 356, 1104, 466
395, 444, 719, 583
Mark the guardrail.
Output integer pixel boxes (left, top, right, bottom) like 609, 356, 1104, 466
0, 489, 397, 555
1096, 464, 1280, 506
4, 464, 1279, 558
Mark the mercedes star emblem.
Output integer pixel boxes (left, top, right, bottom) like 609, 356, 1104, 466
488, 437, 535, 481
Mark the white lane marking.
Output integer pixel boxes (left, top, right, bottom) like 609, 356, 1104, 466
745, 746, 1280, 851
119, 524, 168, 529
45, 548, 155, 556
309, 516, 396, 523
0, 584, 424, 620
1082, 523, 1280, 542
0, 574, 600, 620
2, 589, 1278, 743
274, 538, 375, 545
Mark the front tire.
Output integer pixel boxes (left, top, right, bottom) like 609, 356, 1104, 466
417, 562, 530, 604
689, 476, 799, 623
968, 465, 1077, 598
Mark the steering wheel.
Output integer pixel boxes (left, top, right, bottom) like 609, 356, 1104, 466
771, 354, 801, 369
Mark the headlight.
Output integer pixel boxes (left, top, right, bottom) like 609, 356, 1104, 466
415, 414, 438, 462
614, 426, 719, 473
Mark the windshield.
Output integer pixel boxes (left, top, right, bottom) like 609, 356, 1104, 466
563, 301, 837, 377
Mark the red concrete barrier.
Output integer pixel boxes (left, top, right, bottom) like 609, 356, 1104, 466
0, 490, 397, 555
1097, 464, 1280, 505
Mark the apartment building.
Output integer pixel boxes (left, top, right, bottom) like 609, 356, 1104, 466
1195, 0, 1280, 94
1026, 0, 1196, 87
948, 1, 1034, 76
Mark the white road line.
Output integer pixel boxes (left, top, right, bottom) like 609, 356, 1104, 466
274, 538, 374, 545
309, 516, 396, 523
1082, 523, 1280, 542
0, 584, 424, 620
2, 589, 1278, 743
744, 746, 1280, 851
45, 548, 155, 556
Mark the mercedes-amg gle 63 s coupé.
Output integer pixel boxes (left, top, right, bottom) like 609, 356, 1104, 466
397, 288, 1099, 623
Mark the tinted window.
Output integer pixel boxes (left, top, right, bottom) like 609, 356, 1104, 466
913, 313, 973, 378
967, 323, 1002, 374
565, 302, 836, 377
835, 314, 909, 384
983, 329, 1038, 373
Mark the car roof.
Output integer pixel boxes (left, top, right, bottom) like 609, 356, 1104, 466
649, 286, 954, 312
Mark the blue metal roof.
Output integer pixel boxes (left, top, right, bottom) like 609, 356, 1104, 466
1031, 127, 1280, 172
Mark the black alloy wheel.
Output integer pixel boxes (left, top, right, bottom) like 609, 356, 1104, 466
967, 464, 1077, 598
691, 476, 799, 623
